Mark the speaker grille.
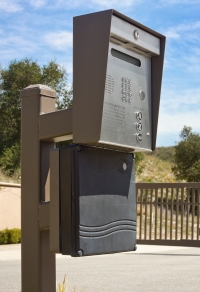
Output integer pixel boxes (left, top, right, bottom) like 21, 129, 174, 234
105, 75, 114, 94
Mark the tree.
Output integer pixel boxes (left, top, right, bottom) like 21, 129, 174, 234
172, 126, 200, 182
0, 58, 72, 175
0, 58, 72, 152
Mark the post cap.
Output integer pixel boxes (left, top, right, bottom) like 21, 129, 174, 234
20, 84, 57, 98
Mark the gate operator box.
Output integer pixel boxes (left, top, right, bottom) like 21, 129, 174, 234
73, 10, 165, 152
50, 145, 136, 256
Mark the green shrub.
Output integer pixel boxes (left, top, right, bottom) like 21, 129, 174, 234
0, 229, 9, 244
8, 228, 21, 244
0, 228, 21, 244
0, 143, 21, 176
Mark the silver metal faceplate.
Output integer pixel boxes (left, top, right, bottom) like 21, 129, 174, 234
110, 15, 160, 56
100, 41, 152, 151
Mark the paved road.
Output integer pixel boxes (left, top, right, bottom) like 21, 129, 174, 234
0, 244, 200, 292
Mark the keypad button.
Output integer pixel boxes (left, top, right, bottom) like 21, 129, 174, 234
136, 133, 142, 142
136, 123, 142, 132
136, 111, 142, 120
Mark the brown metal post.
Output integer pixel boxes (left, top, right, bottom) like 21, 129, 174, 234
21, 85, 56, 292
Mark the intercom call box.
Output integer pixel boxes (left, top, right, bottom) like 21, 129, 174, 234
50, 10, 165, 257
73, 10, 165, 152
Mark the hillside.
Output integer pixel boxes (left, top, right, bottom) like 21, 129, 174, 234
0, 146, 182, 184
136, 146, 183, 183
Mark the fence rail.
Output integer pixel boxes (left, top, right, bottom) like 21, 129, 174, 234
0, 182, 21, 188
136, 183, 200, 247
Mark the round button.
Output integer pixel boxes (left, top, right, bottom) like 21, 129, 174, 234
123, 162, 127, 171
136, 133, 142, 142
136, 111, 142, 120
136, 122, 142, 132
139, 90, 145, 101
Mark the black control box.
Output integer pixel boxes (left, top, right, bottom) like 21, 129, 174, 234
51, 145, 137, 256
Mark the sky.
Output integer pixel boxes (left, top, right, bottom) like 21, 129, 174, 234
0, 0, 200, 147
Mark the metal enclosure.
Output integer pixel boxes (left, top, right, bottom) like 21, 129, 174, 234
73, 9, 165, 152
50, 145, 136, 256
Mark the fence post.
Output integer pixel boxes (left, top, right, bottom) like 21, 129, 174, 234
21, 85, 56, 292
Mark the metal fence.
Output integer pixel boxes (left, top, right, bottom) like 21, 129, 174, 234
1, 182, 200, 247
136, 183, 200, 247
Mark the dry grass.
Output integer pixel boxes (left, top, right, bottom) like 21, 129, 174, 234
57, 275, 67, 292
57, 275, 87, 292
137, 205, 151, 216
136, 154, 182, 183
0, 168, 20, 184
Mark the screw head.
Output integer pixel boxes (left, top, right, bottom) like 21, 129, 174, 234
134, 30, 139, 40
77, 250, 83, 256
77, 145, 81, 151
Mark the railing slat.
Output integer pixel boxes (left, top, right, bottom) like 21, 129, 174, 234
186, 187, 189, 240
170, 188, 173, 240
165, 188, 168, 240
150, 188, 153, 240
197, 188, 200, 240
140, 189, 143, 240
155, 188, 158, 240
144, 188, 148, 240
181, 187, 184, 240
160, 187, 163, 239
175, 188, 178, 240
192, 187, 195, 240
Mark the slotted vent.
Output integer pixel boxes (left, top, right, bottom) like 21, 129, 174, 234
105, 75, 114, 94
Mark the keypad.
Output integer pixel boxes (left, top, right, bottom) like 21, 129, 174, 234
122, 77, 132, 103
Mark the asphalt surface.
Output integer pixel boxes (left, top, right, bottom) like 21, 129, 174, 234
0, 244, 200, 292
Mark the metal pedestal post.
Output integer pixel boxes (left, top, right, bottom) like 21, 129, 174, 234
21, 85, 56, 292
